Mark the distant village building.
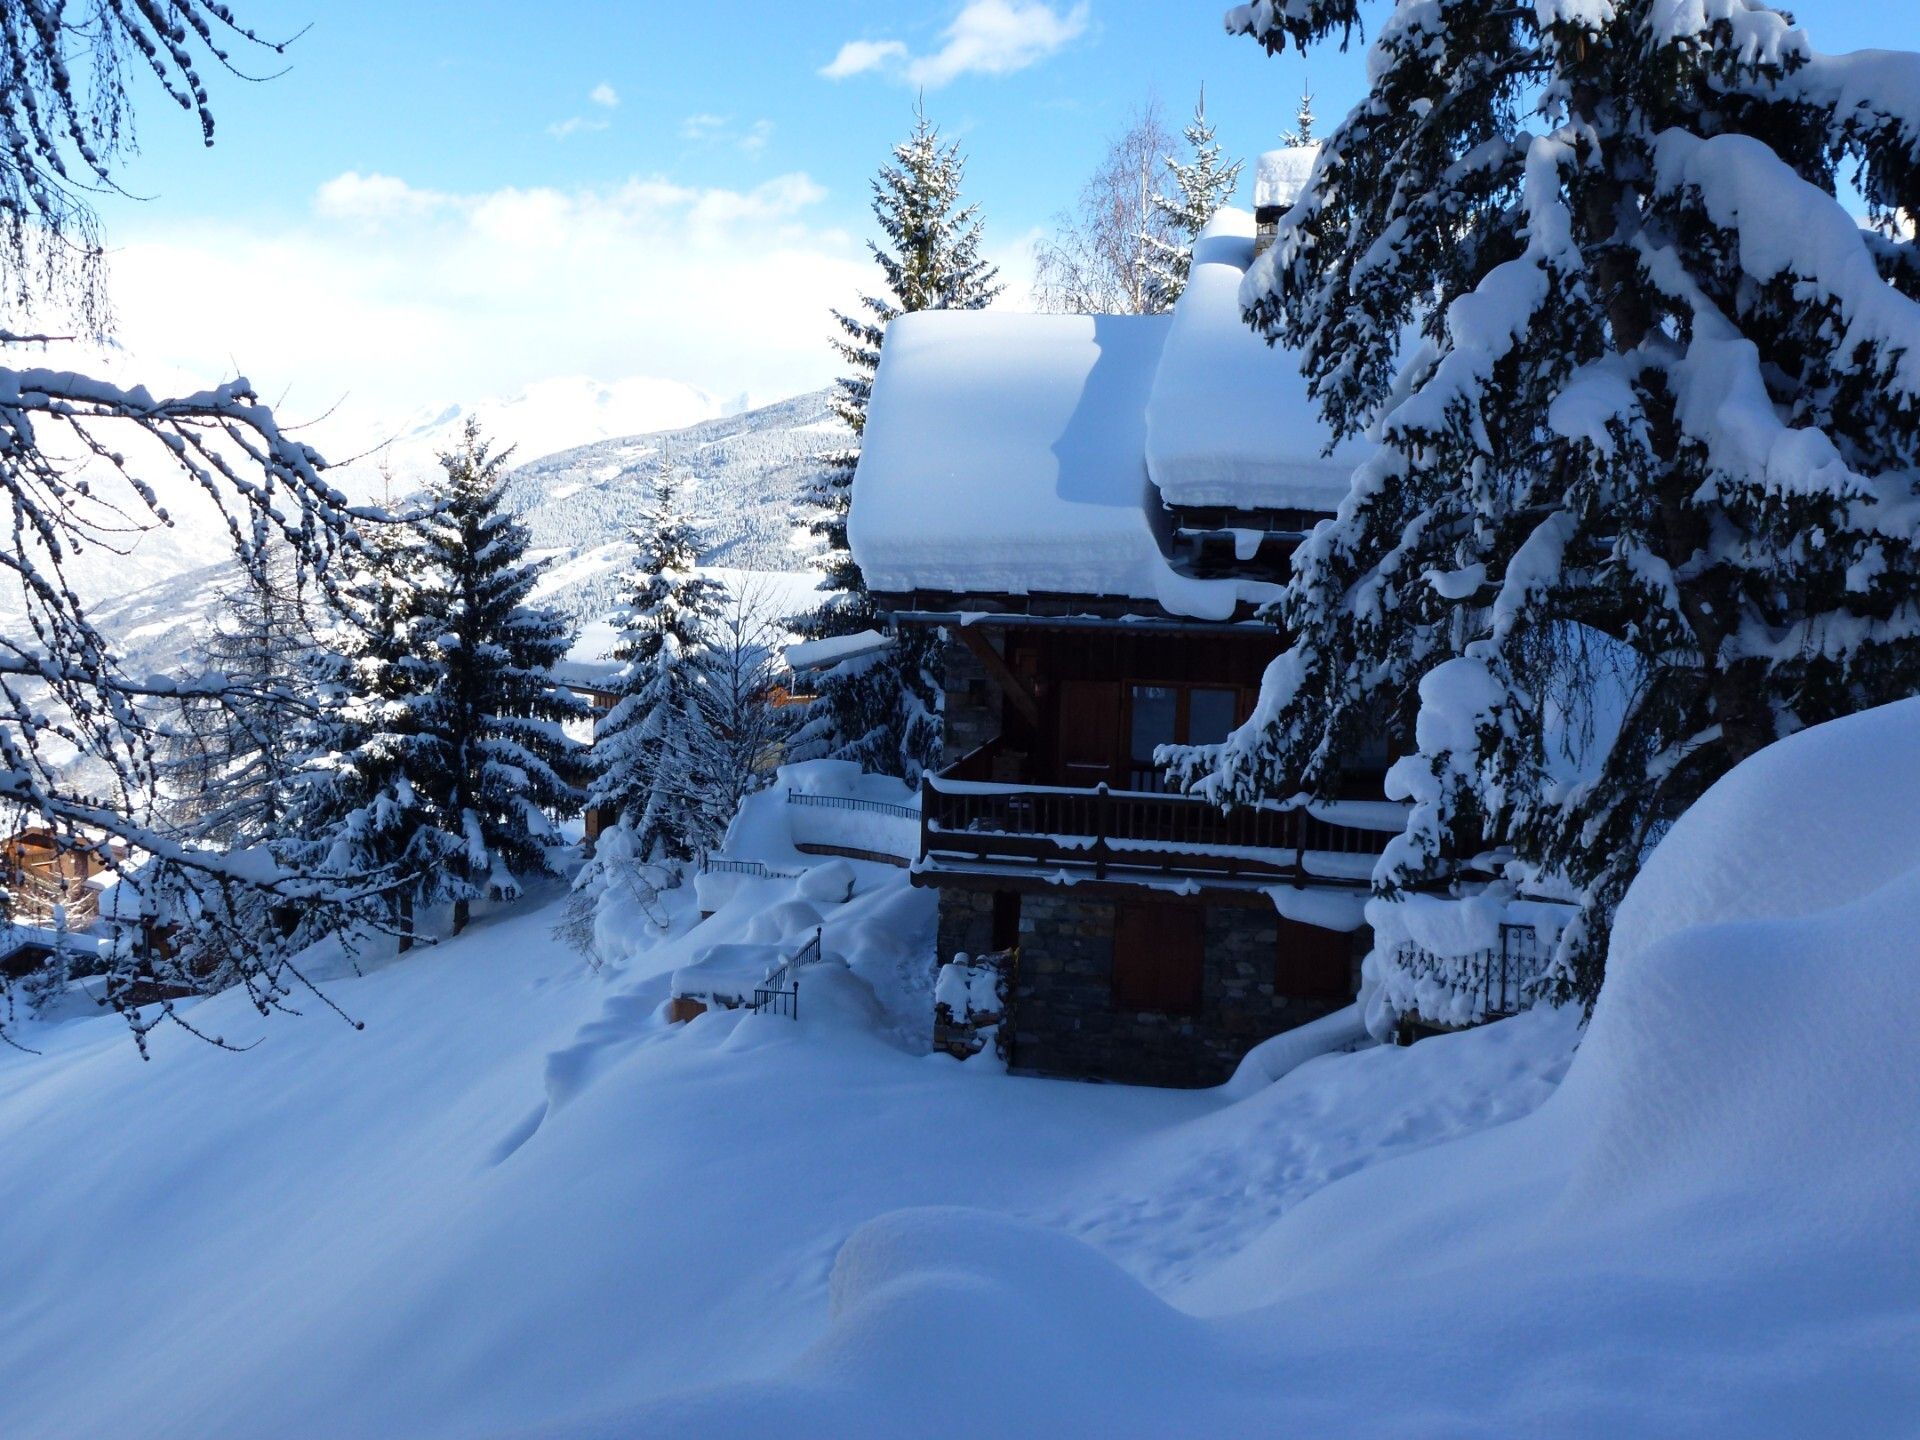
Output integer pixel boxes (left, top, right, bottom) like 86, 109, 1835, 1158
850, 172, 1404, 1087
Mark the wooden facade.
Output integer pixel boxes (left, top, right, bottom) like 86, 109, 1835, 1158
1, 828, 114, 926
903, 615, 1395, 1087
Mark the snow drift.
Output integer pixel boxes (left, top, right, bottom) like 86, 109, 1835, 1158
570, 699, 1920, 1438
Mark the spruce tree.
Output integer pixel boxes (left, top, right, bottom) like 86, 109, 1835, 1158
801, 103, 1002, 781
1177, 3, 1920, 1008
161, 555, 316, 848
1141, 90, 1245, 307
288, 518, 446, 949
417, 420, 588, 935
1279, 86, 1315, 148
587, 464, 728, 867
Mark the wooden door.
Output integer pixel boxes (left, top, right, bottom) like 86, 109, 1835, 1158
1275, 919, 1354, 999
1056, 679, 1121, 787
1113, 902, 1205, 1015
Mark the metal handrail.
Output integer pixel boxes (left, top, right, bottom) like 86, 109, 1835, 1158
752, 927, 824, 1020
786, 790, 919, 821
1393, 923, 1551, 1020
704, 858, 805, 880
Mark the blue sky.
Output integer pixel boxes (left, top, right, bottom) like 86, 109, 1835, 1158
86, 1, 1920, 443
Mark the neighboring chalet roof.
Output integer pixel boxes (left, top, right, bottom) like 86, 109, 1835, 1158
1143, 208, 1372, 512
850, 199, 1371, 618
551, 617, 624, 694
785, 629, 892, 674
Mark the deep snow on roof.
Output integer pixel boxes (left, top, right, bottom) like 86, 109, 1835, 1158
1255, 144, 1320, 212
849, 310, 1268, 619
1144, 208, 1371, 511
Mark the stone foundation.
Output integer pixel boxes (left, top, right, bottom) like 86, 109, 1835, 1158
934, 886, 1364, 1088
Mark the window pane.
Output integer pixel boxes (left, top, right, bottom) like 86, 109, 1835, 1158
1129, 686, 1178, 763
1188, 687, 1238, 747
1128, 685, 1178, 791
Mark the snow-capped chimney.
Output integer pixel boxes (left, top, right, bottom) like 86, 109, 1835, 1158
1253, 144, 1318, 258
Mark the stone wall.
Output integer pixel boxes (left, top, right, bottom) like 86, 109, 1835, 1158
935, 630, 997, 767
936, 886, 998, 970
999, 890, 1363, 1088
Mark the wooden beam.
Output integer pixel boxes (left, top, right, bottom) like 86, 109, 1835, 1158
956, 625, 1041, 729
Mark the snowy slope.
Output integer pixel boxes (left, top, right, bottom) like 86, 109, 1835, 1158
5, 704, 1914, 1438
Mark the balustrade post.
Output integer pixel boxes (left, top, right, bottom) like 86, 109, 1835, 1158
1095, 782, 1109, 879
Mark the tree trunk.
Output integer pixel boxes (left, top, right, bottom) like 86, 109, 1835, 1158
396, 888, 414, 954
452, 895, 470, 936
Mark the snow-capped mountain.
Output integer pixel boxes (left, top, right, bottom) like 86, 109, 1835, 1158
333, 375, 734, 499
81, 388, 843, 681
501, 389, 840, 619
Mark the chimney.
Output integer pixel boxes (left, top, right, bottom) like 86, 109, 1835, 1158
1252, 143, 1320, 259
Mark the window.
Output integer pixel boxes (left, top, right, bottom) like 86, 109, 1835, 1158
1128, 685, 1178, 779
1187, 687, 1238, 747
1275, 919, 1354, 999
1113, 902, 1205, 1015
1126, 684, 1246, 791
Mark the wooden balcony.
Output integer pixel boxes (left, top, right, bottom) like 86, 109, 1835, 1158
919, 767, 1397, 891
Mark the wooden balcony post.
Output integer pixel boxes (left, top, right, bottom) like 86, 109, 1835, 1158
1094, 782, 1109, 879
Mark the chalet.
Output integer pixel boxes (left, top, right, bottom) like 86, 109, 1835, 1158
848, 175, 1403, 1088
0, 824, 139, 982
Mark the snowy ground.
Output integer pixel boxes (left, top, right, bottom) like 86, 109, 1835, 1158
4, 703, 1917, 1439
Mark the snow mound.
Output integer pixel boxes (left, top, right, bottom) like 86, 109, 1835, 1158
1606, 697, 1920, 971
1555, 697, 1920, 1218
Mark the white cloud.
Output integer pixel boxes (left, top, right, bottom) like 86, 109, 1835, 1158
313, 171, 454, 225
820, 38, 909, 80
546, 114, 609, 140
821, 2, 1089, 89
98, 170, 867, 470
680, 113, 775, 155
680, 112, 729, 141
549, 83, 620, 140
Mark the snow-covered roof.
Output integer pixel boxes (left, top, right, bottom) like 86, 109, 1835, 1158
1254, 144, 1319, 212
851, 311, 1271, 619
552, 617, 623, 692
785, 629, 892, 674
1144, 208, 1372, 512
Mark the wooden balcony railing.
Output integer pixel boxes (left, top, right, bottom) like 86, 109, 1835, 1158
919, 773, 1394, 887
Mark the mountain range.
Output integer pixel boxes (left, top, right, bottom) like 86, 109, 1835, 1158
79, 386, 844, 684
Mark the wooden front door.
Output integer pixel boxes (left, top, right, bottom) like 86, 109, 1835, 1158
1275, 919, 1354, 999
1056, 679, 1121, 787
1112, 901, 1205, 1015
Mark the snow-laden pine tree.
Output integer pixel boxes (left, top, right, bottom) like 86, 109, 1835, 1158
1141, 91, 1245, 307
1179, 1, 1920, 1008
694, 576, 797, 845
1279, 86, 1315, 148
587, 464, 729, 868
416, 420, 588, 935
800, 104, 1001, 781
160, 555, 316, 848
287, 518, 447, 950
